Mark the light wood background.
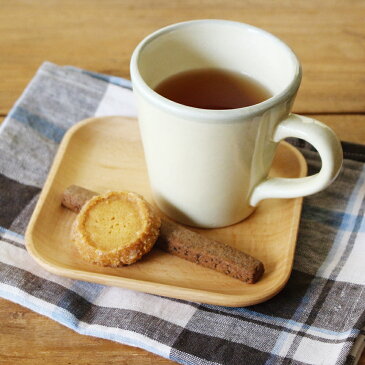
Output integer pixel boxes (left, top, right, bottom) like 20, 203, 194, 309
0, 0, 364, 364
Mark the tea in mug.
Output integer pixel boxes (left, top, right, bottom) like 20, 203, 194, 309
154, 67, 271, 110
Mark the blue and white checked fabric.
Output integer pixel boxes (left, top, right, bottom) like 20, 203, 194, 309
0, 62, 364, 365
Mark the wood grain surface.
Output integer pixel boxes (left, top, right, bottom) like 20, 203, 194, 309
0, 0, 364, 364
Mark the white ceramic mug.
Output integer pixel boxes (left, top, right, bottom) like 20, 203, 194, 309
130, 20, 343, 228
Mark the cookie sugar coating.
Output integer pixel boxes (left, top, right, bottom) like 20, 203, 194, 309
72, 191, 161, 266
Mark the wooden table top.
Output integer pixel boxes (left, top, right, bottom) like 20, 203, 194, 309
0, 1, 364, 364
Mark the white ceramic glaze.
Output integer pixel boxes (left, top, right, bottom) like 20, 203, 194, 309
130, 19, 343, 228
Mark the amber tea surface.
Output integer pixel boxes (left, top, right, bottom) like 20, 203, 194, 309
154, 68, 272, 110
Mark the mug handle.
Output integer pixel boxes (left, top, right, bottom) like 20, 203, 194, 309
250, 113, 343, 206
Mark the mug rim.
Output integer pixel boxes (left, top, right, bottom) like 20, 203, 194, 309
130, 19, 302, 122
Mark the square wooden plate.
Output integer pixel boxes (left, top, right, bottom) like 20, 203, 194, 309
25, 116, 307, 307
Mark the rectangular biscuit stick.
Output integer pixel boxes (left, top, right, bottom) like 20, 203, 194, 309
62, 185, 264, 283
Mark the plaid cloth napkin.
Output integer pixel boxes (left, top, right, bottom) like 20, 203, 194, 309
0, 62, 364, 365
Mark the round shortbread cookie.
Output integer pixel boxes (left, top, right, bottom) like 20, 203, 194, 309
72, 191, 161, 266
